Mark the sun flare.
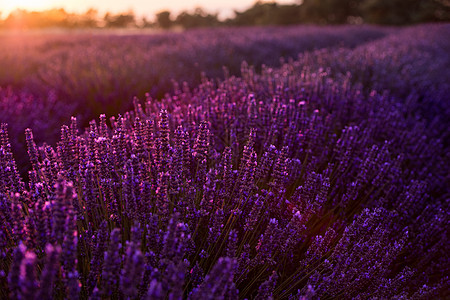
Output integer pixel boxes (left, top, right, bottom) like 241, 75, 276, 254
3, 0, 57, 14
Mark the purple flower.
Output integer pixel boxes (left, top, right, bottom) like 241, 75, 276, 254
37, 244, 61, 299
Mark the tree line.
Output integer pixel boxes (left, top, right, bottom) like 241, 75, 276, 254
0, 0, 448, 29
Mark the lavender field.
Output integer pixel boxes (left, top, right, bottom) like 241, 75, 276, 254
0, 24, 449, 299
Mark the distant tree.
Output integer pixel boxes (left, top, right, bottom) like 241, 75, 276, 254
141, 17, 155, 28
231, 1, 276, 26
271, 4, 302, 25
360, 0, 450, 24
175, 8, 219, 29
299, 0, 449, 25
300, 0, 360, 24
156, 11, 172, 29
79, 8, 98, 28
104, 11, 136, 28
429, 0, 450, 21
229, 1, 301, 26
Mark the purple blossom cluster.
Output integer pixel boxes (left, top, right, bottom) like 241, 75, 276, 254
0, 24, 449, 299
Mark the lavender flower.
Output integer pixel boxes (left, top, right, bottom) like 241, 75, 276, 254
8, 243, 26, 300
37, 244, 61, 299
101, 228, 122, 298
255, 271, 278, 300
190, 257, 237, 299
19, 251, 38, 300
120, 242, 145, 299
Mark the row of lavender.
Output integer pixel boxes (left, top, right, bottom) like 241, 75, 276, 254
1, 25, 449, 298
295, 24, 450, 124
4, 24, 450, 178
0, 25, 391, 178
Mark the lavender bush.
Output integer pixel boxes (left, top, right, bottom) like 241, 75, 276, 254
0, 24, 449, 299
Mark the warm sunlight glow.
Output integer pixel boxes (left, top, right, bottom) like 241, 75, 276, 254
0, 0, 298, 20
5, 0, 57, 12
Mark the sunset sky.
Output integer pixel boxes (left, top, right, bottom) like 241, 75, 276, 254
0, 0, 298, 20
